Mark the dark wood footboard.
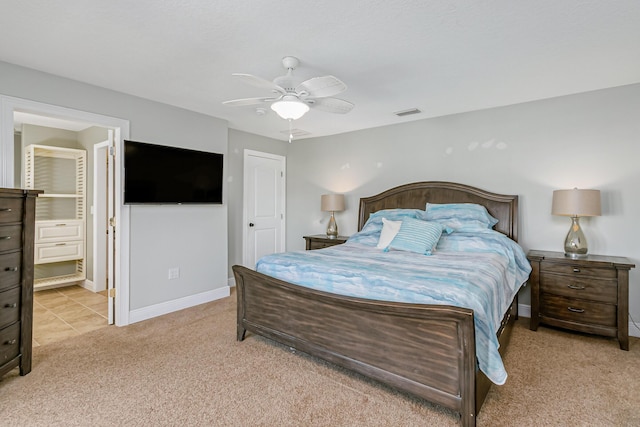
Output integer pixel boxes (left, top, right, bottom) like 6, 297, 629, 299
234, 265, 483, 426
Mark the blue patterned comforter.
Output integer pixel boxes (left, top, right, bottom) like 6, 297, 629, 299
256, 229, 531, 385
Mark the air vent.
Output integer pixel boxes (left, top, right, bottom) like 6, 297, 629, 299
280, 128, 310, 137
394, 108, 422, 117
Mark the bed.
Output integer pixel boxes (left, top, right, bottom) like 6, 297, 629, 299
232, 181, 530, 427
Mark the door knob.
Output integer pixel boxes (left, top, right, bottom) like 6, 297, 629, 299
249, 223, 255, 227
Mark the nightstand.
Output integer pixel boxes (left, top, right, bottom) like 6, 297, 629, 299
303, 235, 348, 250
527, 250, 635, 350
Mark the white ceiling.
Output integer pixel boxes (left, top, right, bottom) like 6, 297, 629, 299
2, 0, 639, 141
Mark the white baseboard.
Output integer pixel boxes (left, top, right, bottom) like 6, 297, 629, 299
518, 303, 531, 319
128, 286, 231, 324
518, 303, 640, 338
228, 276, 235, 287
81, 279, 96, 292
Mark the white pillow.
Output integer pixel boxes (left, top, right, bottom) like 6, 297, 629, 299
376, 218, 402, 249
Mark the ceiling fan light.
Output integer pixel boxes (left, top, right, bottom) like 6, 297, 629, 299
271, 98, 309, 120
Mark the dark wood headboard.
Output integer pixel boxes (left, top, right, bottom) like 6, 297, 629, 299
358, 181, 519, 241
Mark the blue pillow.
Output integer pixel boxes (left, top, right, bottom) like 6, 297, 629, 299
360, 209, 423, 234
420, 203, 498, 231
387, 218, 443, 255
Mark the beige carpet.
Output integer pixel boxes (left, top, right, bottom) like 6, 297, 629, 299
1, 293, 639, 426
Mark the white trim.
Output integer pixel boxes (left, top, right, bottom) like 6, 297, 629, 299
630, 318, 640, 338
128, 286, 231, 324
82, 279, 97, 292
228, 276, 236, 287
93, 139, 110, 294
518, 303, 531, 319
0, 95, 131, 326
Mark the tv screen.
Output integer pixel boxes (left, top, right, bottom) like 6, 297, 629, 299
124, 140, 223, 204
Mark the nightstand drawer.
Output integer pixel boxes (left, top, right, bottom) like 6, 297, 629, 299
309, 241, 338, 250
540, 262, 617, 279
303, 235, 348, 250
540, 273, 617, 304
541, 294, 616, 327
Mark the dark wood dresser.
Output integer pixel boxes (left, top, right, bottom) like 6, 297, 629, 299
303, 235, 349, 250
0, 188, 40, 378
527, 250, 635, 350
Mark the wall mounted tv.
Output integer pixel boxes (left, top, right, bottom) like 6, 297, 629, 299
124, 140, 223, 204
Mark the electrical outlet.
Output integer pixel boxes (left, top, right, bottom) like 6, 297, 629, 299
168, 267, 180, 280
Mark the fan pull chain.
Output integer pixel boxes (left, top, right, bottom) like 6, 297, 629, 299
288, 119, 293, 143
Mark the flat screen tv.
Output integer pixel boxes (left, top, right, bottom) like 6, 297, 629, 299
124, 140, 223, 204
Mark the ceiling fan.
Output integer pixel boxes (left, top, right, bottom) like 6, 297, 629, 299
223, 56, 354, 121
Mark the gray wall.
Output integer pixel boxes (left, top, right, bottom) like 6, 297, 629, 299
1, 60, 228, 311
286, 83, 640, 314
227, 129, 288, 277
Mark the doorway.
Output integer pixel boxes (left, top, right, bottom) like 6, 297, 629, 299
0, 95, 131, 326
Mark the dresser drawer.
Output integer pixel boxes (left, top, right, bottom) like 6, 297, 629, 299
0, 251, 21, 291
540, 273, 617, 304
541, 294, 616, 327
540, 262, 617, 279
35, 220, 84, 243
0, 198, 23, 224
0, 225, 23, 252
35, 241, 84, 264
0, 287, 20, 329
0, 322, 20, 364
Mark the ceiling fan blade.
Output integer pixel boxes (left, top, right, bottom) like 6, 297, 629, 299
222, 97, 277, 107
232, 73, 285, 94
296, 75, 347, 98
308, 97, 354, 114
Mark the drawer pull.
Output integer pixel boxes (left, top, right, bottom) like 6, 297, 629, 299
55, 223, 67, 226
4, 266, 18, 272
4, 303, 17, 308
55, 243, 67, 246
4, 339, 17, 345
572, 268, 581, 273
567, 284, 586, 290
0, 236, 11, 240
0, 208, 12, 212
567, 307, 585, 313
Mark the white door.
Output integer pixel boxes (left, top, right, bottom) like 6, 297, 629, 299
243, 150, 286, 268
106, 130, 116, 324
93, 130, 116, 324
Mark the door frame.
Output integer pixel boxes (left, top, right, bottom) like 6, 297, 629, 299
0, 95, 131, 326
242, 149, 286, 267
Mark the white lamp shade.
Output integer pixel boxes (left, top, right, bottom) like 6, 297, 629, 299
552, 188, 601, 217
321, 194, 345, 212
270, 96, 310, 120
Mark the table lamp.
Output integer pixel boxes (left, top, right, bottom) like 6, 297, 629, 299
321, 194, 345, 238
551, 188, 601, 258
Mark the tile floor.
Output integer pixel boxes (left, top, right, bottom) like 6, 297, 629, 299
33, 285, 109, 347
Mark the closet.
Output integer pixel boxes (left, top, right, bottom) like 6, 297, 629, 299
24, 144, 86, 290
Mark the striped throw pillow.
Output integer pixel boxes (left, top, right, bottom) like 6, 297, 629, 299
387, 217, 443, 255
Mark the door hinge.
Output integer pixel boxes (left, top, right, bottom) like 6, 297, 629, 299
108, 146, 115, 156
109, 217, 116, 227
108, 288, 116, 298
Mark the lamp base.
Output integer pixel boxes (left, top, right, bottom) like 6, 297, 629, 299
563, 216, 589, 258
326, 211, 338, 239
564, 252, 588, 259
